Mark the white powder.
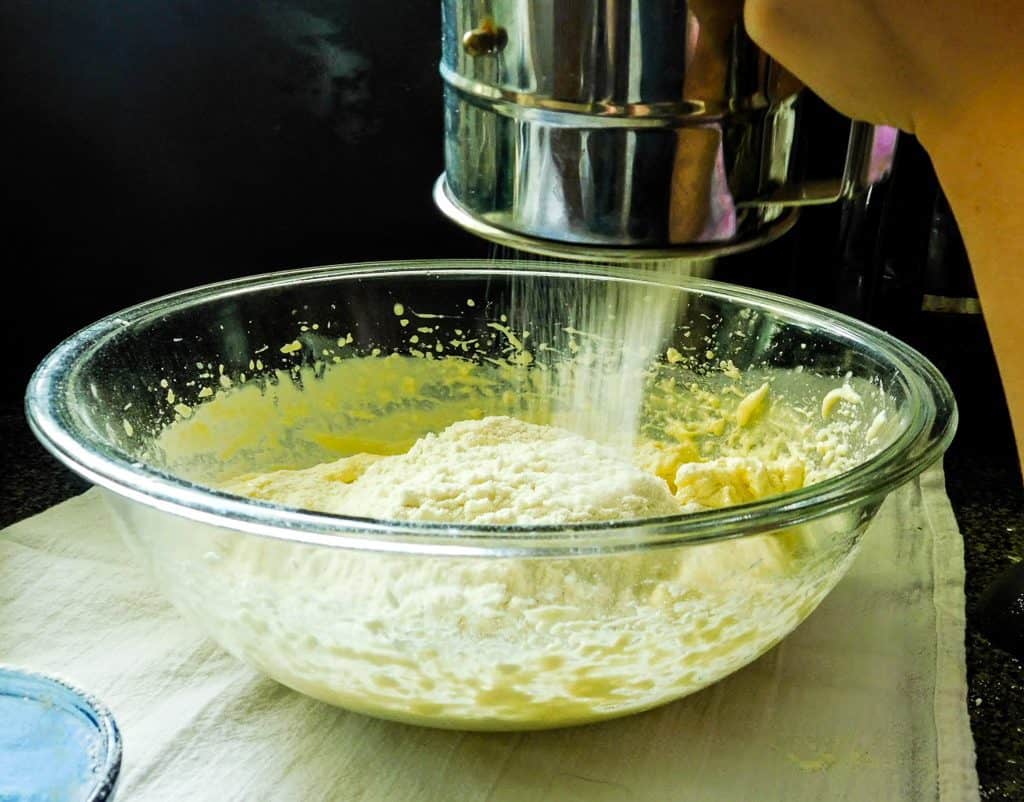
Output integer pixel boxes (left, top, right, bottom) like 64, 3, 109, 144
157, 502, 859, 730
228, 416, 681, 525
199, 413, 868, 730
164, 352, 892, 730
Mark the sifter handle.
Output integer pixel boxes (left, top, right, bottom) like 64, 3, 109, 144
760, 121, 899, 207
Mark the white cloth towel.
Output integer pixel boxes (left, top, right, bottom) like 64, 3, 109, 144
0, 467, 978, 801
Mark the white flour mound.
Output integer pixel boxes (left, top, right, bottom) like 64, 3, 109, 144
204, 412, 853, 728
205, 408, 867, 727
229, 416, 682, 525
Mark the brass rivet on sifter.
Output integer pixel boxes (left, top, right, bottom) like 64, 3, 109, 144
462, 18, 508, 56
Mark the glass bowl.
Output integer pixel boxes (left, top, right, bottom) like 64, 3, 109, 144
26, 261, 956, 730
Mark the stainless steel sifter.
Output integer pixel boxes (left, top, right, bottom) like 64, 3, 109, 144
435, 0, 897, 262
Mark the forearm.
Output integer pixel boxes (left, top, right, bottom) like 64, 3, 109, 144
923, 118, 1024, 476
741, 0, 1024, 472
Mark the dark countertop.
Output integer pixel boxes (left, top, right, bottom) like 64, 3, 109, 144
5, 389, 1023, 800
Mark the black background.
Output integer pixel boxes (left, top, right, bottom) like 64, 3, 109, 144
0, 0, 981, 405
1, 0, 488, 401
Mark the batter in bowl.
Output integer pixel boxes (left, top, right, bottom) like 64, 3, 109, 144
146, 337, 891, 729
222, 415, 807, 524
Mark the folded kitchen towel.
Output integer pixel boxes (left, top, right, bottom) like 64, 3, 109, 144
0, 465, 978, 801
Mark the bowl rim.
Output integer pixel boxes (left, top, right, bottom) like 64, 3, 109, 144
25, 259, 958, 556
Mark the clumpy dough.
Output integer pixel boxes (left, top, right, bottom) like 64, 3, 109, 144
152, 353, 886, 728
200, 411, 852, 730
222, 416, 806, 524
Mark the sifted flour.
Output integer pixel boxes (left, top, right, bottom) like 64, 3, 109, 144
198, 411, 863, 729
172, 518, 856, 729
150, 347, 889, 728
224, 416, 682, 525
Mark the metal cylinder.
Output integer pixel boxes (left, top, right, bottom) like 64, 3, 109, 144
437, 0, 896, 261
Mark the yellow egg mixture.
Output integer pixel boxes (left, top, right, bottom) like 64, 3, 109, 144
221, 415, 806, 524
145, 349, 892, 729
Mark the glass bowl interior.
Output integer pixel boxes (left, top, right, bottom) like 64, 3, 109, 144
27, 260, 956, 554
23, 260, 959, 730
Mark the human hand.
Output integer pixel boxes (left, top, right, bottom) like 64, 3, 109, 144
743, 0, 1023, 150
746, 0, 1024, 480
